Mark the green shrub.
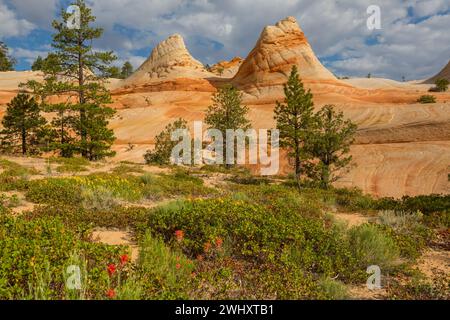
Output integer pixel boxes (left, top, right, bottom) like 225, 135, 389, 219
26, 178, 83, 205
318, 278, 349, 300
136, 232, 194, 299
433, 78, 449, 92
374, 195, 450, 215
377, 211, 433, 260
50, 157, 90, 173
349, 224, 400, 269
334, 188, 375, 211
146, 197, 361, 282
417, 95, 436, 104
0, 159, 36, 191
0, 215, 127, 299
140, 171, 215, 201
112, 163, 144, 175
378, 210, 423, 230
81, 186, 120, 211
26, 205, 148, 231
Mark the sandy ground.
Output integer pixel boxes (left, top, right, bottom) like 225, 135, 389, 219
92, 229, 139, 262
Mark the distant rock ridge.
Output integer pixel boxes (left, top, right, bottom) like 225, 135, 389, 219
210, 57, 243, 77
232, 16, 337, 92
424, 60, 450, 84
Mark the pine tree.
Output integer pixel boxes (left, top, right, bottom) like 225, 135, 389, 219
205, 84, 251, 166
305, 105, 357, 189
435, 78, 449, 92
0, 94, 46, 155
22, 0, 117, 160
0, 42, 16, 71
31, 56, 44, 71
108, 66, 121, 78
274, 65, 315, 187
120, 61, 133, 79
144, 118, 188, 165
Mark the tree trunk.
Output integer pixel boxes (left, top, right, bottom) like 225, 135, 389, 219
295, 140, 301, 190
78, 37, 87, 158
21, 126, 26, 155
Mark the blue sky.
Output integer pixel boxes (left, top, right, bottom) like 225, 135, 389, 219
1, 0, 449, 80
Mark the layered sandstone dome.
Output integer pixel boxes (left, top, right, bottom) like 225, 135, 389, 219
425, 60, 450, 84
123, 34, 213, 86
233, 16, 337, 93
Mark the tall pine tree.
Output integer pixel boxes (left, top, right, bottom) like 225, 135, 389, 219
0, 41, 16, 71
120, 61, 134, 79
274, 66, 315, 187
22, 0, 117, 160
205, 84, 251, 167
0, 94, 46, 155
305, 105, 357, 189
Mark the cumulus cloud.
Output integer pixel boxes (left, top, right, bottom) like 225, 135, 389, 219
1, 0, 449, 80
6, 0, 58, 28
0, 1, 35, 38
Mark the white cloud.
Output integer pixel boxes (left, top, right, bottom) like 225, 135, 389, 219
2, 0, 449, 80
10, 47, 49, 64
0, 1, 35, 38
6, 0, 58, 28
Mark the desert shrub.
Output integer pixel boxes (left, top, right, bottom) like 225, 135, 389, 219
112, 163, 144, 175
144, 118, 189, 165
230, 184, 323, 218
136, 232, 194, 299
349, 224, 400, 269
0, 215, 127, 299
417, 95, 436, 104
227, 175, 272, 185
374, 194, 450, 215
26, 205, 148, 231
377, 211, 434, 260
388, 271, 449, 300
50, 157, 90, 173
26, 175, 142, 205
0, 201, 10, 215
81, 186, 120, 211
146, 197, 362, 282
0, 159, 37, 191
433, 78, 449, 92
378, 210, 423, 230
26, 178, 83, 205
334, 188, 375, 211
318, 278, 349, 300
140, 171, 215, 201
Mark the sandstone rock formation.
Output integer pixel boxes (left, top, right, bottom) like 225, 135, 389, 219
425, 60, 450, 84
233, 16, 337, 95
124, 34, 213, 86
1, 18, 449, 198
210, 57, 243, 77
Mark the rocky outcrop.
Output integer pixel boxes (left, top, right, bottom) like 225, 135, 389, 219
124, 34, 213, 85
232, 16, 337, 94
210, 57, 243, 77
424, 60, 450, 84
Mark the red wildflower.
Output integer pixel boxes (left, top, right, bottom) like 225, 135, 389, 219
204, 242, 212, 253
106, 289, 116, 299
120, 254, 129, 266
176, 263, 181, 270
174, 230, 184, 242
215, 237, 223, 248
107, 264, 116, 276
